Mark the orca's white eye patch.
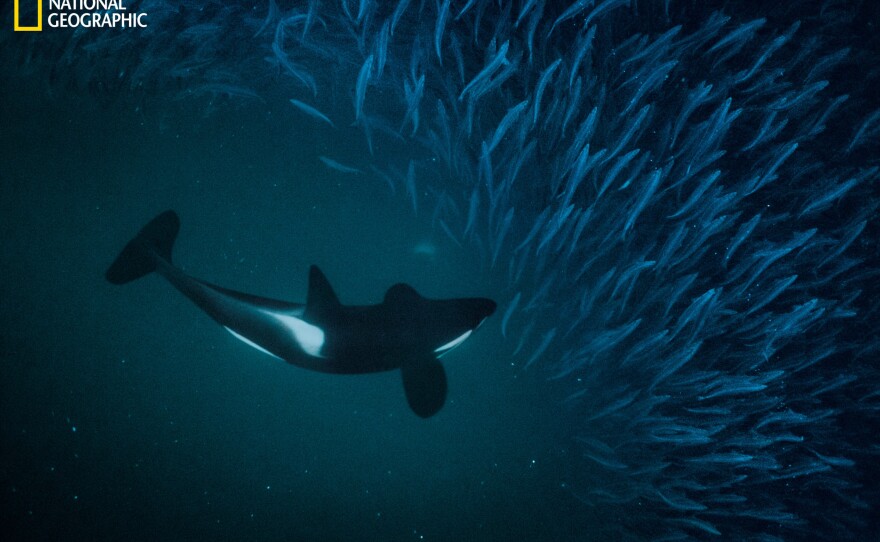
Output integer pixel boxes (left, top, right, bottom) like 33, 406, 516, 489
434, 329, 473, 355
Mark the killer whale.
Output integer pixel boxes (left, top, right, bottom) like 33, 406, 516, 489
106, 211, 497, 417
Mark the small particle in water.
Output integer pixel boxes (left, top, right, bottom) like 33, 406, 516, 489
71, 426, 77, 432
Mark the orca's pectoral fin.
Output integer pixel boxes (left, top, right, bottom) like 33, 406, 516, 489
401, 356, 447, 418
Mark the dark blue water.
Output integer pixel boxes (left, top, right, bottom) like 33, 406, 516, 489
2, 1, 878, 540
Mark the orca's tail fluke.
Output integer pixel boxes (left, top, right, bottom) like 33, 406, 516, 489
106, 210, 180, 285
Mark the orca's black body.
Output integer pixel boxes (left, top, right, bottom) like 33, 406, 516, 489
106, 211, 496, 417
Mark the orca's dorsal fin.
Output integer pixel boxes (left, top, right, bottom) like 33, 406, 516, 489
305, 265, 341, 323
383, 283, 423, 306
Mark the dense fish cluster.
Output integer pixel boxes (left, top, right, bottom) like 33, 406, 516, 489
5, 0, 879, 539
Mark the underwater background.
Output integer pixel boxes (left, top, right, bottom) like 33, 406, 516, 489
1, 0, 878, 540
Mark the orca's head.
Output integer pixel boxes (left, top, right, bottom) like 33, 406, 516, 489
430, 296, 497, 357
382, 284, 496, 356
461, 297, 497, 327
430, 295, 496, 331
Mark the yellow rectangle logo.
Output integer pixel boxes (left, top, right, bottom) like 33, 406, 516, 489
14, 0, 42, 32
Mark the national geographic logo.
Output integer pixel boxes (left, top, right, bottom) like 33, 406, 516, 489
13, 0, 148, 31
13, 0, 41, 31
